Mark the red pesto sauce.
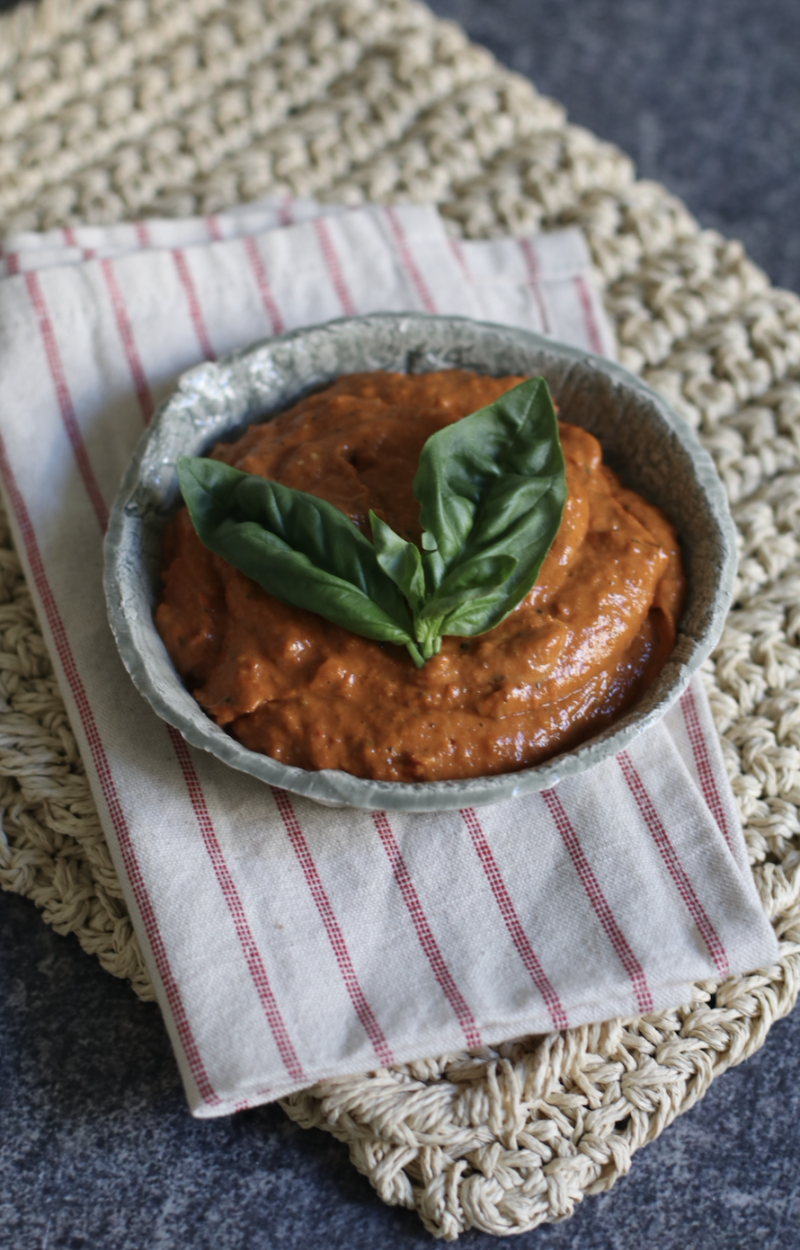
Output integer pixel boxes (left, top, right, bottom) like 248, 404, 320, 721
156, 370, 687, 783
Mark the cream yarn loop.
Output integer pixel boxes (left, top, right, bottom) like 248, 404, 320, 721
0, 0, 798, 1238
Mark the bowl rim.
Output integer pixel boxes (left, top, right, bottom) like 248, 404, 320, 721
104, 312, 737, 811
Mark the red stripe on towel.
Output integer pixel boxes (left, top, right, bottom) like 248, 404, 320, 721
448, 237, 471, 282
25, 272, 109, 531
460, 807, 569, 1030
618, 752, 730, 978
0, 434, 221, 1108
62, 226, 78, 246
372, 811, 483, 1048
313, 218, 357, 316
383, 206, 437, 313
172, 250, 216, 361
680, 686, 732, 849
272, 788, 394, 1065
518, 239, 551, 334
100, 259, 155, 423
542, 787, 655, 1013
169, 731, 307, 1082
574, 273, 604, 355
243, 237, 285, 335
206, 215, 223, 241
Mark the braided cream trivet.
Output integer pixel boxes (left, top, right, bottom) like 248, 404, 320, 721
1, 0, 799, 1239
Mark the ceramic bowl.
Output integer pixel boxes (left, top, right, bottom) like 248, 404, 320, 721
104, 313, 737, 811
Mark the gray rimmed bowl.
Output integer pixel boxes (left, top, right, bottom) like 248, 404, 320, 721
104, 313, 737, 811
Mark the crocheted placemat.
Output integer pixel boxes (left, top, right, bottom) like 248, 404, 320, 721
2, 0, 799, 1238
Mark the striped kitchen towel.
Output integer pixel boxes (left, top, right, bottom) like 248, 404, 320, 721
0, 200, 777, 1114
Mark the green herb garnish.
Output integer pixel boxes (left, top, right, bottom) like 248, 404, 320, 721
176, 376, 566, 668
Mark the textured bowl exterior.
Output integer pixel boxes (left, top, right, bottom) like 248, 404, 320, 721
104, 314, 737, 811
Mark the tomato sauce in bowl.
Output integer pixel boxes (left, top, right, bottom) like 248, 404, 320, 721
155, 370, 686, 783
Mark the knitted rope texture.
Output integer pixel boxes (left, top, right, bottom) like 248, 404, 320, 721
1, 0, 799, 1238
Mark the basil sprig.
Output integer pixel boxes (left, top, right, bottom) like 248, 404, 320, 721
176, 376, 566, 667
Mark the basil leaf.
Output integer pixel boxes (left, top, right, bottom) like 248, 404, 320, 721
419, 552, 517, 610
369, 510, 426, 613
177, 457, 423, 661
413, 554, 517, 659
413, 376, 566, 635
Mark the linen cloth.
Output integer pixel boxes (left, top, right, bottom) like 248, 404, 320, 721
0, 200, 777, 1115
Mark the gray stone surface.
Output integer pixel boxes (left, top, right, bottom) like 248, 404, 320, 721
429, 0, 800, 296
2, 1, 800, 1246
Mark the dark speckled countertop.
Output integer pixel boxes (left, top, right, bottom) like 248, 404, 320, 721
2, 1, 800, 1246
